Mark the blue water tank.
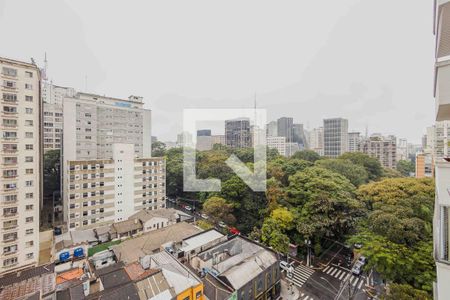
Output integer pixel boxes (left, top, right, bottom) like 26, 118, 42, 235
59, 251, 70, 262
74, 247, 84, 258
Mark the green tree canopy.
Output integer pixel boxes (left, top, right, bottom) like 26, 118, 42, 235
290, 150, 321, 162
339, 152, 383, 180
396, 160, 415, 177
43, 150, 61, 197
202, 196, 236, 225
315, 158, 369, 187
151, 141, 166, 157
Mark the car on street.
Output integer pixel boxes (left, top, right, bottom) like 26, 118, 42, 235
354, 243, 363, 249
358, 256, 367, 265
351, 261, 363, 276
218, 221, 227, 228
201, 213, 209, 219
279, 261, 294, 273
228, 227, 240, 235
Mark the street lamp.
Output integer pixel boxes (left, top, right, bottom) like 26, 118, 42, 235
305, 239, 312, 267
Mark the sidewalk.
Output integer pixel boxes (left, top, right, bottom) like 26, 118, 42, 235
281, 278, 300, 299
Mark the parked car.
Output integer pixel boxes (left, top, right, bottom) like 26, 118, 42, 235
351, 261, 363, 276
229, 227, 240, 235
185, 205, 192, 211
354, 243, 363, 249
54, 227, 62, 236
279, 261, 294, 273
201, 214, 209, 220
218, 221, 227, 228
358, 256, 367, 265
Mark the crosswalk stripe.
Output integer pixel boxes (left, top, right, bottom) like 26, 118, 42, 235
304, 296, 309, 300
323, 266, 330, 272
289, 264, 315, 288
334, 270, 342, 278
326, 267, 334, 274
338, 271, 346, 280
358, 280, 364, 289
330, 268, 338, 276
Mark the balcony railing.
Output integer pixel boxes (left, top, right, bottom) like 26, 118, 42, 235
3, 212, 17, 218
2, 236, 17, 243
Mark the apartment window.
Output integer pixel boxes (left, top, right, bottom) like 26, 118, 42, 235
25, 156, 33, 162
2, 93, 17, 102
25, 120, 33, 126
25, 217, 33, 223
25, 71, 33, 78
25, 204, 33, 211
83, 211, 88, 216
3, 131, 17, 140
25, 169, 33, 175
83, 220, 88, 226
25, 108, 33, 114
25, 193, 33, 199
3, 195, 17, 203
3, 81, 16, 89
25, 144, 33, 150
26, 253, 34, 259
3, 245, 17, 255
2, 67, 17, 77
25, 132, 34, 139
25, 180, 33, 187
3, 106, 17, 113
4, 183, 17, 190
25, 84, 33, 90
25, 95, 33, 102
70, 223, 75, 229
3, 257, 17, 267
26, 241, 34, 247
25, 229, 33, 235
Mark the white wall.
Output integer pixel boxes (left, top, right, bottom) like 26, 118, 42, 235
113, 144, 135, 222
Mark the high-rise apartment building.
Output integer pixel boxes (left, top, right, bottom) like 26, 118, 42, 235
65, 144, 165, 231
62, 92, 158, 229
347, 132, 361, 153
42, 81, 75, 152
396, 138, 409, 161
360, 134, 397, 169
266, 121, 277, 137
267, 136, 287, 156
0, 57, 41, 273
323, 118, 348, 157
225, 118, 251, 148
196, 129, 212, 151
308, 127, 324, 156
211, 134, 225, 146
433, 2, 450, 298
277, 117, 293, 142
63, 92, 152, 161
415, 152, 433, 179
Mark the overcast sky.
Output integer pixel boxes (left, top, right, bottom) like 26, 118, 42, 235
0, 0, 434, 143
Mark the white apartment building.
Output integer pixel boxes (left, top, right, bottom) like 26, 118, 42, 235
62, 92, 157, 228
308, 127, 324, 156
433, 1, 450, 298
65, 144, 165, 231
63, 92, 152, 161
0, 57, 41, 273
324, 118, 348, 157
348, 132, 361, 153
396, 138, 409, 161
360, 134, 397, 169
267, 136, 286, 156
211, 134, 225, 146
42, 81, 75, 152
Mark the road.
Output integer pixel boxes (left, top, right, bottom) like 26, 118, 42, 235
286, 241, 375, 300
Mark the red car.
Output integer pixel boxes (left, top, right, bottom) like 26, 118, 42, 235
229, 227, 241, 235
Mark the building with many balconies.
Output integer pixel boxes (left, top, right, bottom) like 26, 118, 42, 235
0, 57, 41, 274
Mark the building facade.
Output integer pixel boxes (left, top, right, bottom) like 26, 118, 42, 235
360, 134, 397, 169
225, 118, 251, 148
309, 127, 324, 156
347, 132, 361, 153
196, 129, 212, 151
42, 81, 75, 152
323, 118, 348, 157
277, 117, 293, 142
65, 144, 165, 231
266, 121, 277, 137
415, 152, 434, 179
433, 1, 450, 298
266, 136, 286, 156
211, 134, 225, 146
293, 123, 307, 149
0, 57, 41, 273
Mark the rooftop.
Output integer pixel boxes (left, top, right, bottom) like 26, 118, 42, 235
179, 229, 225, 253
111, 222, 202, 265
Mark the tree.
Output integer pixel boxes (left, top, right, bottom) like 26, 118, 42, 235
382, 167, 404, 178
291, 150, 321, 162
165, 148, 184, 197
151, 141, 166, 157
383, 284, 430, 300
315, 158, 369, 187
396, 160, 415, 177
43, 150, 61, 197
339, 152, 383, 180
261, 208, 295, 253
286, 167, 363, 240
202, 196, 236, 225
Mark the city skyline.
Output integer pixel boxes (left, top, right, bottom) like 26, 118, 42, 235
0, 0, 433, 143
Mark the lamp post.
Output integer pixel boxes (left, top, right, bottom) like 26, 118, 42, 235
305, 239, 312, 267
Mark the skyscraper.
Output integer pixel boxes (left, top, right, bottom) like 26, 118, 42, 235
0, 57, 41, 273
277, 117, 293, 142
323, 118, 348, 157
308, 127, 324, 156
225, 118, 251, 148
266, 121, 278, 137
347, 132, 361, 153
293, 123, 307, 149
